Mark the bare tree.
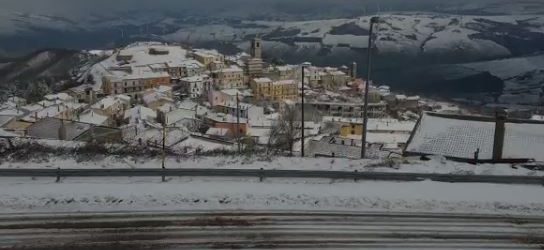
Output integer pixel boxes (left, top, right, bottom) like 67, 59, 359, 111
267, 104, 301, 156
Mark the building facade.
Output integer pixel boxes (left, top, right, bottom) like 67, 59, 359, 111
179, 74, 212, 99
211, 66, 245, 89
252, 78, 298, 102
299, 101, 387, 118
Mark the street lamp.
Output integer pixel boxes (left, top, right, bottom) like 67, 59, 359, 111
361, 16, 380, 159
301, 62, 312, 157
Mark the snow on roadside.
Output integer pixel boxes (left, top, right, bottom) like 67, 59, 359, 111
0, 155, 541, 177
0, 178, 543, 216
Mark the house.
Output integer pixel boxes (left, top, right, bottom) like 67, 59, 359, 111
385, 94, 421, 111
204, 112, 249, 138
252, 79, 298, 102
163, 108, 198, 125
213, 102, 265, 121
267, 65, 298, 81
0, 115, 15, 129
124, 105, 157, 124
208, 88, 252, 107
331, 117, 415, 136
404, 112, 544, 162
179, 74, 212, 99
44, 93, 75, 103
21, 104, 82, 123
211, 66, 245, 89
299, 101, 387, 119
76, 109, 110, 126
90, 95, 131, 123
26, 117, 121, 143
319, 68, 350, 91
192, 49, 225, 67
65, 84, 97, 104
102, 70, 171, 101
205, 127, 231, 139
1, 97, 27, 109
142, 85, 174, 110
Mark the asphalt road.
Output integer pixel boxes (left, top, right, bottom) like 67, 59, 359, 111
0, 211, 543, 249
0, 168, 543, 185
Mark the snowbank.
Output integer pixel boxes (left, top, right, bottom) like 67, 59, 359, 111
0, 178, 543, 216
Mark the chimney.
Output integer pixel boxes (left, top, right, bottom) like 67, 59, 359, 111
492, 109, 507, 161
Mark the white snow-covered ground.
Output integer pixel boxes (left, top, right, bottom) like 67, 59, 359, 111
0, 177, 543, 216
0, 155, 542, 176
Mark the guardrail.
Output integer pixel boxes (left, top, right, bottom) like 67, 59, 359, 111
1, 168, 543, 185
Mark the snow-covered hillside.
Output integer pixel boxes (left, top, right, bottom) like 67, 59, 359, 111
460, 54, 544, 105
163, 14, 544, 60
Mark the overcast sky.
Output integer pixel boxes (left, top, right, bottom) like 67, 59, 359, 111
0, 0, 514, 13
1, 0, 541, 18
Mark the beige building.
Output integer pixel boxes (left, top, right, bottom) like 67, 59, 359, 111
319, 68, 350, 90
252, 78, 298, 102
267, 65, 298, 81
212, 66, 245, 89
192, 49, 225, 68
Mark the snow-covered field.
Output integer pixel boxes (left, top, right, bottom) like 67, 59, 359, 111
1, 177, 543, 216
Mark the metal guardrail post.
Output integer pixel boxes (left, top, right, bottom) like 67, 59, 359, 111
354, 170, 358, 182
162, 169, 166, 182
259, 168, 264, 182
56, 168, 61, 183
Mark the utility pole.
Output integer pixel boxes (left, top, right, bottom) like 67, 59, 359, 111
236, 92, 241, 154
361, 17, 379, 159
162, 123, 166, 182
301, 62, 311, 157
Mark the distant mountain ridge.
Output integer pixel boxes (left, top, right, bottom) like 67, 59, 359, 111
0, 49, 80, 83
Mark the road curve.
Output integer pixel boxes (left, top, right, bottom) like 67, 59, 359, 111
1, 168, 544, 185
0, 211, 543, 249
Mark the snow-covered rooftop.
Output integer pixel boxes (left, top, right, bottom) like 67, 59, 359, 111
406, 112, 496, 160
44, 93, 73, 102
272, 79, 296, 86
503, 122, 544, 161
77, 110, 109, 126
253, 77, 272, 83
206, 127, 229, 137
213, 65, 243, 73
124, 105, 157, 123
180, 74, 209, 82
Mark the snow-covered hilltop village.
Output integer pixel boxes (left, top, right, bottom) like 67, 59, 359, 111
1, 40, 544, 163
2, 2, 544, 247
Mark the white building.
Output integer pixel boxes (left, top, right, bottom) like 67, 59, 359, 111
179, 74, 212, 99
